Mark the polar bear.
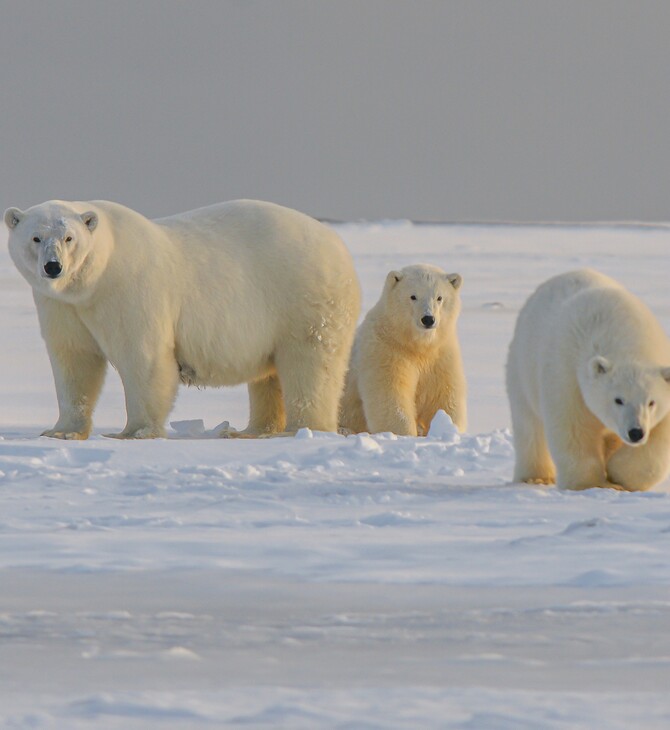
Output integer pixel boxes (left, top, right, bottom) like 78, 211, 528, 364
5, 199, 361, 439
339, 263, 467, 436
506, 269, 670, 491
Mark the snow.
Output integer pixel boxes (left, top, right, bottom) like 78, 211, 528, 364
2, 221, 670, 727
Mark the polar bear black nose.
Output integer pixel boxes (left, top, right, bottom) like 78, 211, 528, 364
44, 261, 62, 278
421, 315, 435, 328
628, 427, 644, 443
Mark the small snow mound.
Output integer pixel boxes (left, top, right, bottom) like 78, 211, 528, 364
355, 434, 384, 454
162, 646, 201, 661
368, 218, 414, 230
567, 569, 625, 587
360, 511, 428, 527
427, 410, 460, 442
295, 428, 313, 440
169, 419, 205, 437
561, 517, 611, 535
66, 693, 205, 720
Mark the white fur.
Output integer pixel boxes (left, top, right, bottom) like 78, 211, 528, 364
5, 199, 361, 439
506, 269, 670, 491
339, 263, 466, 436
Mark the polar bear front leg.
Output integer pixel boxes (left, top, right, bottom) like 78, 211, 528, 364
538, 386, 619, 490
418, 354, 468, 433
359, 359, 420, 436
606, 416, 670, 491
106, 348, 180, 439
43, 348, 107, 440
36, 297, 107, 440
544, 421, 615, 490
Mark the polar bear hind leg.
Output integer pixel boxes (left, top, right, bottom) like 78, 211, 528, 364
510, 405, 555, 484
220, 374, 287, 438
507, 360, 554, 484
274, 340, 348, 433
246, 374, 286, 434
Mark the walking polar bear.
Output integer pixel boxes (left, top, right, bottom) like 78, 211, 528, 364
5, 199, 361, 439
339, 263, 467, 436
507, 269, 670, 491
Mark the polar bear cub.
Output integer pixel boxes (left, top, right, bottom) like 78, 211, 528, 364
339, 263, 467, 436
507, 269, 670, 491
5, 199, 361, 439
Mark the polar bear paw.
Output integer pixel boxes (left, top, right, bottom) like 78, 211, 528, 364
103, 426, 165, 439
41, 428, 89, 440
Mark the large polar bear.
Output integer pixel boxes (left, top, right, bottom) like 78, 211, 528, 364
5, 199, 361, 439
507, 269, 670, 491
339, 263, 467, 436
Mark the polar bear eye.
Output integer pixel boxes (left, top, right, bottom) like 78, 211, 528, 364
649, 400, 656, 408
437, 296, 443, 302
65, 236, 73, 243
410, 295, 417, 301
32, 236, 41, 243
615, 398, 624, 406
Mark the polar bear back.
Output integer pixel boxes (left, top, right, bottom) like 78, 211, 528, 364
154, 199, 351, 283
89, 198, 359, 388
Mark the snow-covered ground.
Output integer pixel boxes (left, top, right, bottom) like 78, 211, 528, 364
2, 221, 670, 728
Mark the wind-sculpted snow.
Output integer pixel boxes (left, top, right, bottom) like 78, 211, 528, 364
0, 424, 669, 589
2, 222, 670, 727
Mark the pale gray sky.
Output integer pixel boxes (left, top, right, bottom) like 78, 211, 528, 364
2, 0, 670, 221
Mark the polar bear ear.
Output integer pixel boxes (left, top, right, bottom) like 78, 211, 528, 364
4, 207, 23, 230
386, 270, 403, 288
589, 356, 611, 377
81, 211, 98, 232
446, 273, 462, 290
661, 366, 670, 384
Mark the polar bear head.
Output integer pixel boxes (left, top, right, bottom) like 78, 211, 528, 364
382, 263, 462, 342
580, 356, 670, 446
4, 202, 103, 301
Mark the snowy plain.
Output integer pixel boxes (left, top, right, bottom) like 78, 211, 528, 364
1, 220, 670, 728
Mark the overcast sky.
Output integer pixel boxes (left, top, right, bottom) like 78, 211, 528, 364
2, 0, 670, 222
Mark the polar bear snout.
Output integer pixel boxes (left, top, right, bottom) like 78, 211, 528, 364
627, 427, 645, 444
43, 260, 63, 279
420, 314, 436, 329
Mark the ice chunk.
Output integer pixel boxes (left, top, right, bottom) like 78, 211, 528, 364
169, 419, 205, 437
427, 410, 460, 442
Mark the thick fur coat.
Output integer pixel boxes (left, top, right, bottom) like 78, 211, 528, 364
5, 199, 361, 438
339, 263, 466, 436
507, 269, 670, 491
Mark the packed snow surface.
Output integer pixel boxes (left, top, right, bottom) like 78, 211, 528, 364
2, 221, 670, 728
